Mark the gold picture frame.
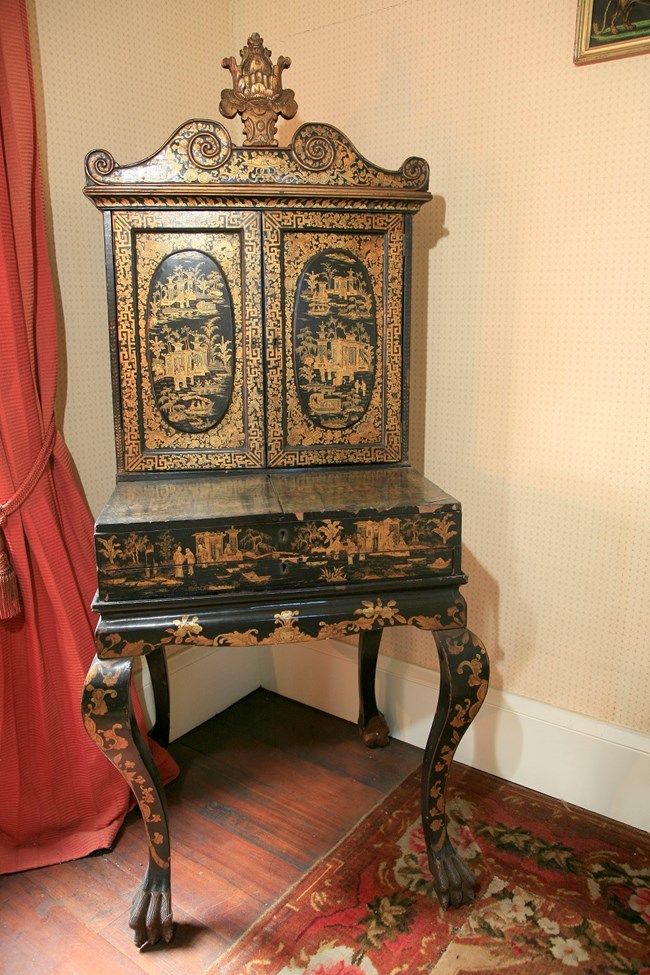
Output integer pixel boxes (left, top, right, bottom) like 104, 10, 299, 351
575, 0, 650, 63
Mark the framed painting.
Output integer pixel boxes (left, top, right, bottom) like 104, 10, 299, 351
575, 0, 650, 63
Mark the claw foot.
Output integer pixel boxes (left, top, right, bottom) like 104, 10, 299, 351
359, 712, 390, 749
129, 880, 174, 948
428, 839, 476, 909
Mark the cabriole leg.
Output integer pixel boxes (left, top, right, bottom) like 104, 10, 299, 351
358, 628, 390, 748
82, 654, 173, 947
145, 646, 171, 748
423, 627, 489, 908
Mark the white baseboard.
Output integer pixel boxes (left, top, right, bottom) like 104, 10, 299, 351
259, 639, 650, 834
135, 643, 260, 741
137, 638, 650, 833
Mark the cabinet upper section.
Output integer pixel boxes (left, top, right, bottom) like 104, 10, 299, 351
85, 34, 432, 474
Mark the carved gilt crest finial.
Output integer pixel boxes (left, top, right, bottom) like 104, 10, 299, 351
219, 33, 297, 147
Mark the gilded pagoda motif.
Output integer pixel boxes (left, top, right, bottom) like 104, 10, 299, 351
220, 32, 297, 147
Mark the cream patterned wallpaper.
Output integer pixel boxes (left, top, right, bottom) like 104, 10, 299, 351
28, 1, 649, 733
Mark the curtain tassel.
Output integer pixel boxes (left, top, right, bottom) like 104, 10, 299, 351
0, 417, 57, 622
0, 526, 21, 620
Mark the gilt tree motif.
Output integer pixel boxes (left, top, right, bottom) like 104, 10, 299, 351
97, 535, 123, 567
123, 532, 150, 566
318, 519, 344, 555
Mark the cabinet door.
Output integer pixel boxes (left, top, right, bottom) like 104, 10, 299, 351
263, 211, 406, 467
109, 210, 264, 472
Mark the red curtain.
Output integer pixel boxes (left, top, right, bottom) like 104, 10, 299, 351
0, 0, 177, 873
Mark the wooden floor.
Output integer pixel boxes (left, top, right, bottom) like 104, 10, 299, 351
0, 690, 422, 974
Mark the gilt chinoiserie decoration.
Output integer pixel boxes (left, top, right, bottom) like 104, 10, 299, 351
82, 34, 490, 949
85, 107, 427, 472
219, 31, 297, 146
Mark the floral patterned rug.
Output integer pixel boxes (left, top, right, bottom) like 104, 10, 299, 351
206, 764, 650, 975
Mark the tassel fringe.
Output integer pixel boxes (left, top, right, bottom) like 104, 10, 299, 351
0, 528, 21, 620
0, 418, 56, 622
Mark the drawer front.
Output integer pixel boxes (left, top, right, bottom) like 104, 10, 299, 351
272, 510, 459, 589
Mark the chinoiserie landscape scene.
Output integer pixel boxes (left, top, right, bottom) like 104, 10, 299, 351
294, 248, 376, 431
146, 250, 235, 434
95, 508, 460, 600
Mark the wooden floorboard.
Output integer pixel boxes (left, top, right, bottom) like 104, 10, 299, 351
0, 689, 422, 974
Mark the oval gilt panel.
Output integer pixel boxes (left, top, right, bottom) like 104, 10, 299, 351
293, 249, 377, 430
146, 250, 234, 433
